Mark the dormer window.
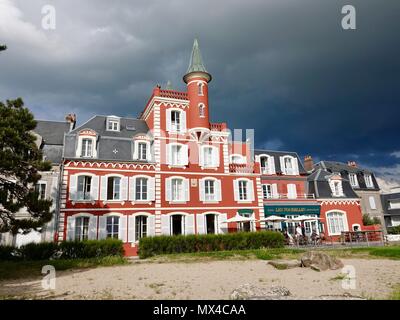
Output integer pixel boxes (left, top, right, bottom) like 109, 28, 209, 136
81, 138, 93, 157
330, 179, 344, 197
349, 173, 359, 188
138, 142, 147, 161
259, 155, 275, 175
364, 174, 374, 188
133, 140, 151, 162
106, 117, 120, 131
280, 156, 299, 175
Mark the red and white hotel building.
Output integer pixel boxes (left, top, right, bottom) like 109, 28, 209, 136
57, 39, 367, 255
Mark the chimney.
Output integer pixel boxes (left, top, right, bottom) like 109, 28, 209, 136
304, 155, 314, 172
348, 161, 358, 168
65, 113, 77, 131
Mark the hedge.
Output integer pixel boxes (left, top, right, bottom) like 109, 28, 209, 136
388, 226, 400, 235
0, 239, 124, 261
138, 231, 285, 258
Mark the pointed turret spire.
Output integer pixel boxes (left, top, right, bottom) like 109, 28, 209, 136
183, 38, 212, 83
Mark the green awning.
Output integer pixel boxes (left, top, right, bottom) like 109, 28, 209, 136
238, 209, 254, 216
264, 205, 320, 216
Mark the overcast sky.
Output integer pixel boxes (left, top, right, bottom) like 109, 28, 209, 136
1, 0, 399, 188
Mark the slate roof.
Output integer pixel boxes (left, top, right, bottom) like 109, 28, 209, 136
33, 120, 71, 164
381, 192, 400, 217
307, 169, 360, 199
314, 161, 380, 191
64, 115, 151, 162
254, 149, 307, 174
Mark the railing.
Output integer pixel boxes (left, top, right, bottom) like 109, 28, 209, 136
340, 230, 384, 245
159, 89, 188, 100
210, 122, 227, 131
229, 163, 254, 173
264, 193, 316, 200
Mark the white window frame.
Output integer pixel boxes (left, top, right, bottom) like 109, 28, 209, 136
133, 140, 151, 161
326, 210, 349, 236
230, 154, 246, 164
234, 178, 254, 203
77, 175, 93, 201
166, 108, 186, 133
76, 135, 97, 158
259, 154, 275, 175
106, 215, 120, 239
281, 156, 298, 175
200, 145, 219, 168
198, 82, 204, 96
200, 177, 221, 203
75, 216, 90, 241
135, 177, 149, 201
106, 176, 121, 201
262, 184, 272, 199
165, 176, 190, 203
35, 181, 47, 200
369, 196, 377, 210
167, 143, 188, 167
106, 117, 120, 132
349, 173, 359, 188
330, 179, 344, 197
135, 215, 148, 241
364, 174, 374, 188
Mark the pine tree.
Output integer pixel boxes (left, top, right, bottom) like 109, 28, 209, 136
0, 98, 53, 234
0, 45, 6, 52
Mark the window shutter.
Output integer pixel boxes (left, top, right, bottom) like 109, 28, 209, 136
88, 215, 97, 240
132, 141, 138, 160
216, 179, 222, 201
100, 176, 108, 200
369, 196, 377, 210
185, 214, 195, 235
287, 184, 297, 199
161, 215, 170, 235
128, 215, 136, 243
182, 145, 189, 165
248, 180, 255, 201
233, 180, 239, 201
147, 143, 152, 161
269, 156, 276, 174
166, 109, 172, 132
293, 158, 300, 175
148, 215, 156, 236
98, 216, 107, 240
121, 177, 128, 200
167, 144, 172, 165
218, 213, 228, 234
184, 178, 190, 201
129, 177, 136, 201
165, 178, 171, 201
148, 177, 155, 201
196, 214, 205, 234
67, 216, 75, 241
199, 179, 205, 202
199, 146, 204, 167
118, 215, 127, 243
213, 147, 220, 167
69, 175, 77, 201
181, 111, 187, 132
279, 157, 285, 174
90, 176, 99, 200
272, 184, 279, 199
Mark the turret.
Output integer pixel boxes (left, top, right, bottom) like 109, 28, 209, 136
183, 39, 212, 130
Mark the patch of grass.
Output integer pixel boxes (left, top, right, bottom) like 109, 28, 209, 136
147, 248, 305, 263
330, 274, 348, 281
0, 256, 128, 281
388, 285, 400, 300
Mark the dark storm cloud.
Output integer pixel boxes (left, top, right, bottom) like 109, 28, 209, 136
0, 0, 399, 183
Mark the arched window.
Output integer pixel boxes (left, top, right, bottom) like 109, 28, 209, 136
135, 215, 148, 240
75, 216, 90, 241
326, 211, 348, 235
199, 104, 205, 117
198, 83, 204, 96
107, 176, 121, 200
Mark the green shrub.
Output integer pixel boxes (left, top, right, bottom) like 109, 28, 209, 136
363, 214, 381, 226
0, 245, 17, 260
19, 242, 59, 260
0, 239, 124, 261
388, 226, 400, 235
60, 239, 124, 259
138, 231, 285, 259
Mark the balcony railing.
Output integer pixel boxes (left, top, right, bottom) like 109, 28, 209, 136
159, 89, 188, 100
264, 193, 316, 200
229, 163, 254, 173
210, 122, 227, 131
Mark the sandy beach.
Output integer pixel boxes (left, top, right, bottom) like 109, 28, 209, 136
1, 258, 399, 300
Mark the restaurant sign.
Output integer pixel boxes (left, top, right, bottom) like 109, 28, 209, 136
264, 205, 320, 216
